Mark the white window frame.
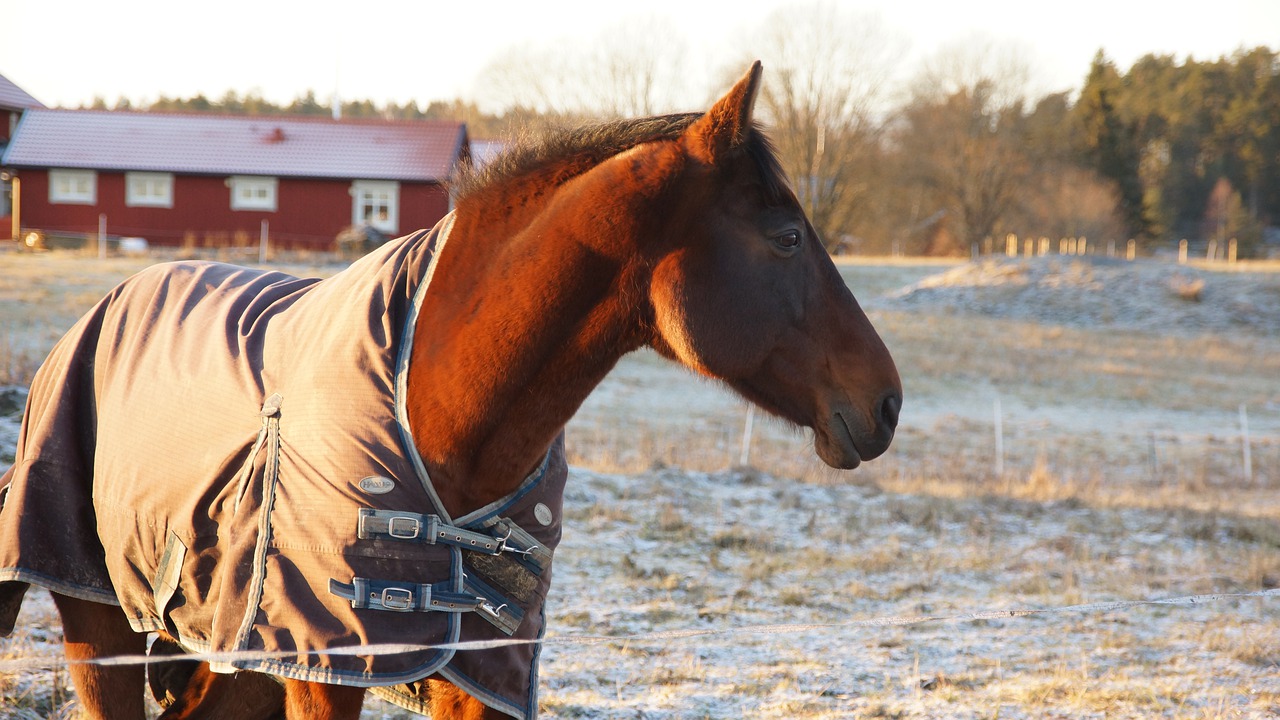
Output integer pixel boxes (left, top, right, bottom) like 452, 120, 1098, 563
49, 169, 97, 205
125, 172, 174, 208
230, 176, 278, 212
351, 180, 399, 234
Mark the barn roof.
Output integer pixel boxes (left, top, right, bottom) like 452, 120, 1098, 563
0, 72, 45, 111
2, 109, 467, 182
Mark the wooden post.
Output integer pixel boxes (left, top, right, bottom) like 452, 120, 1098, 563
1079, 237, 1087, 255
1207, 239, 1217, 261
1039, 237, 1049, 256
259, 219, 269, 264
98, 214, 107, 259
1127, 239, 1136, 261
10, 175, 19, 243
1006, 233, 1017, 257
739, 405, 755, 467
1228, 238, 1237, 263
1178, 239, 1188, 264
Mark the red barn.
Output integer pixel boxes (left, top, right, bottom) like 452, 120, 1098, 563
1, 109, 468, 250
0, 71, 46, 239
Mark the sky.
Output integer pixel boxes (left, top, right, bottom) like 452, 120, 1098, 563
1, 0, 1276, 112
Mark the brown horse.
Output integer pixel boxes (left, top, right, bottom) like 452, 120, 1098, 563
0, 63, 900, 719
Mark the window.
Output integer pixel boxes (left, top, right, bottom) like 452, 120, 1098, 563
49, 169, 96, 205
125, 172, 174, 208
230, 176, 278, 211
351, 180, 399, 234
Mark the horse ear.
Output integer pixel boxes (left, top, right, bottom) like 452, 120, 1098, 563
686, 61, 763, 164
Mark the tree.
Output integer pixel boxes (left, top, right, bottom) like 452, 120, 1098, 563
1074, 51, 1153, 240
1009, 93, 1126, 242
286, 90, 327, 116
472, 16, 692, 119
893, 39, 1035, 251
737, 2, 899, 250
1203, 177, 1262, 256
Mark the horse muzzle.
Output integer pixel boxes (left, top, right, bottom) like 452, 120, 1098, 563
816, 391, 900, 470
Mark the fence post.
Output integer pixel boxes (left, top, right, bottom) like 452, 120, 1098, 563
1127, 239, 1136, 261
993, 396, 1004, 479
259, 219, 269, 264
1179, 239, 1188, 264
1240, 404, 1253, 484
739, 405, 756, 467
98, 214, 107, 259
1228, 238, 1238, 264
1148, 432, 1158, 478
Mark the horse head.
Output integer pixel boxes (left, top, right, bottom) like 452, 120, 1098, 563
644, 62, 902, 468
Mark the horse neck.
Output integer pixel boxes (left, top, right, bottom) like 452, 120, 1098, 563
404, 176, 656, 517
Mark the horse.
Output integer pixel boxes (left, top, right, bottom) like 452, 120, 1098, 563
0, 62, 901, 719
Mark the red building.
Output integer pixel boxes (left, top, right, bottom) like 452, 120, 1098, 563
0, 72, 46, 239
1, 109, 468, 250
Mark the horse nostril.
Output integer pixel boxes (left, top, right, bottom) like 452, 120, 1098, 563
879, 392, 901, 431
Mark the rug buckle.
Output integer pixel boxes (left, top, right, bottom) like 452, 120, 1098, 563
387, 515, 421, 540
380, 586, 415, 611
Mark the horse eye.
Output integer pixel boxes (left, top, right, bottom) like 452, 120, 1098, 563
772, 230, 802, 250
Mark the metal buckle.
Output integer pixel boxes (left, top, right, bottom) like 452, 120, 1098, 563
388, 515, 421, 539
478, 600, 507, 620
495, 526, 538, 558
380, 587, 415, 611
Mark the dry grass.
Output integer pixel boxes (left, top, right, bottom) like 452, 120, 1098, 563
2, 251, 1279, 718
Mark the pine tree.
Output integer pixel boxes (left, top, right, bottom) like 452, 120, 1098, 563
1075, 51, 1153, 240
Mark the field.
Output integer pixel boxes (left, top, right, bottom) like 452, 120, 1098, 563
1, 248, 1278, 718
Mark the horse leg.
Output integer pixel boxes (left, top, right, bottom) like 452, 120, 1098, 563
52, 592, 147, 720
283, 680, 366, 719
426, 677, 510, 720
157, 664, 286, 719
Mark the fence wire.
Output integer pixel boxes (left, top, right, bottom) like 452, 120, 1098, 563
1, 586, 1275, 673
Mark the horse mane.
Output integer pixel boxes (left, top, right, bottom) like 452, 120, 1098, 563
453, 113, 792, 206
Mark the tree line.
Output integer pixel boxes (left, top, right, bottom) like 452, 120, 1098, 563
82, 6, 1278, 256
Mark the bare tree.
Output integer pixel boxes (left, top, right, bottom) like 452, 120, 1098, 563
894, 37, 1036, 250
737, 2, 901, 250
472, 16, 691, 120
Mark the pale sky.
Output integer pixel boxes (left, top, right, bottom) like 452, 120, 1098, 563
2, 0, 1276, 111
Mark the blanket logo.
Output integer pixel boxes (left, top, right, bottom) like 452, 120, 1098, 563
357, 476, 397, 495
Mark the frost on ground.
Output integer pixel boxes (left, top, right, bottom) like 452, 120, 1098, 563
4, 466, 1277, 719
1, 252, 1278, 718
527, 466, 1280, 719
881, 255, 1280, 336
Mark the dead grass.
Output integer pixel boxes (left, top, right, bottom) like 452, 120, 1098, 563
3, 253, 1279, 718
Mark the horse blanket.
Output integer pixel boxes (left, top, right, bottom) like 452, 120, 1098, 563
0, 214, 565, 720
